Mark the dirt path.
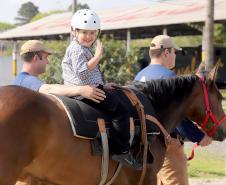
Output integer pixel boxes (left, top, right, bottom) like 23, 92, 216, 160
189, 178, 226, 185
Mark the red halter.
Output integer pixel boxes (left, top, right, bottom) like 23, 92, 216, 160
188, 75, 226, 160
197, 75, 226, 137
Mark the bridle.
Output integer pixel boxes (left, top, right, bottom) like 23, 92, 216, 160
187, 74, 226, 160
197, 74, 226, 137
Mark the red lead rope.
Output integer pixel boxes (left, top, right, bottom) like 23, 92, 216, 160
188, 75, 226, 160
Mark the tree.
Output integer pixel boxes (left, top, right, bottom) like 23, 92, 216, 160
0, 22, 15, 32
40, 40, 68, 84
31, 10, 65, 22
99, 35, 141, 85
15, 1, 39, 25
214, 23, 226, 46
67, 3, 89, 12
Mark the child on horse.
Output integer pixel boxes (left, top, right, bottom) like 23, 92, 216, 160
61, 9, 142, 170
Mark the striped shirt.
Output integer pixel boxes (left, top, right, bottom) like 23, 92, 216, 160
62, 40, 104, 86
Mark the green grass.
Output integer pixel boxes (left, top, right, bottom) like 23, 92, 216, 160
185, 144, 225, 179
220, 90, 226, 99
220, 90, 226, 112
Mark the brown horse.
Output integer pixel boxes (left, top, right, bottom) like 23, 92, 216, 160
0, 66, 225, 185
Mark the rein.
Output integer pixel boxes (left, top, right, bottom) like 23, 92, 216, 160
145, 114, 172, 143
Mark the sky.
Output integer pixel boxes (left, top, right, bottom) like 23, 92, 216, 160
0, 0, 150, 24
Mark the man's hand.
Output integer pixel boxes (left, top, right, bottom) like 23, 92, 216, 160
104, 82, 117, 90
81, 85, 106, 103
199, 134, 212, 146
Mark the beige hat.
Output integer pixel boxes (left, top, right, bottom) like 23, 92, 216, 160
150, 35, 182, 51
20, 40, 54, 55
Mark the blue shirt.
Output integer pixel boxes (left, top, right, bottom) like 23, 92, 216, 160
12, 72, 43, 92
135, 64, 176, 81
134, 64, 204, 143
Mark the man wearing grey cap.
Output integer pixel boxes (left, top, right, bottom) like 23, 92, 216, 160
135, 35, 212, 185
12, 40, 106, 103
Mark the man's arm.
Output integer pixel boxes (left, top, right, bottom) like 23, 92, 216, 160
176, 119, 212, 146
39, 84, 106, 103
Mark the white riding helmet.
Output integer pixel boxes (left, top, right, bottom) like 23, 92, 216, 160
71, 9, 101, 31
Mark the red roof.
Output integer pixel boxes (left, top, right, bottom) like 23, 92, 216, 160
0, 0, 225, 40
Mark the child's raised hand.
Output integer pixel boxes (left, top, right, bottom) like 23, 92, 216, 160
94, 40, 103, 60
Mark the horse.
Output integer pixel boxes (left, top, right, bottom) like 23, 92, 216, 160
0, 65, 225, 185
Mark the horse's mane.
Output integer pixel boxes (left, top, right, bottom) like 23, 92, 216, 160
133, 74, 199, 112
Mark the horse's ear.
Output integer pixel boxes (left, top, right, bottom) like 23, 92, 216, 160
208, 63, 219, 81
195, 62, 207, 79
196, 62, 206, 75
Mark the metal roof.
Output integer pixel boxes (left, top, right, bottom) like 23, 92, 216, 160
0, 0, 226, 40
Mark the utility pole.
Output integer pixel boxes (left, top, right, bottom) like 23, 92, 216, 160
72, 0, 77, 13
70, 0, 77, 41
204, 0, 214, 71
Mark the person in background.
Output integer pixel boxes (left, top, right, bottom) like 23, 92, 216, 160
12, 40, 106, 103
135, 35, 212, 185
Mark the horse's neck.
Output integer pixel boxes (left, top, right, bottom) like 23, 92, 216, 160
135, 75, 198, 133
157, 104, 189, 133
156, 91, 195, 134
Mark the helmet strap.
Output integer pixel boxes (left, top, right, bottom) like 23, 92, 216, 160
89, 29, 101, 47
94, 29, 101, 42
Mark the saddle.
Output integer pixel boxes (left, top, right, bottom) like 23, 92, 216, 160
52, 88, 159, 139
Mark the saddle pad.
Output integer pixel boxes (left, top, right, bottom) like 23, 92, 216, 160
49, 88, 159, 139
49, 94, 113, 139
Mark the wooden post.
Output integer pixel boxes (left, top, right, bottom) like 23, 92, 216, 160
72, 0, 77, 13
126, 29, 131, 54
12, 41, 17, 78
70, 0, 77, 41
202, 25, 206, 62
163, 27, 167, 35
205, 0, 214, 70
